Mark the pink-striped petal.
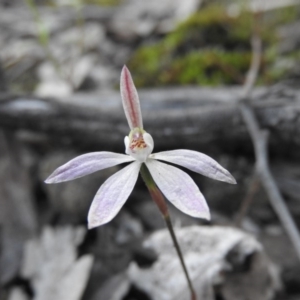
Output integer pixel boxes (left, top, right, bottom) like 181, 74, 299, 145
88, 161, 141, 228
45, 152, 135, 184
151, 150, 236, 184
120, 65, 143, 129
145, 159, 210, 220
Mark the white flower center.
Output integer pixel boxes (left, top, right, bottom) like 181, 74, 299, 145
124, 128, 154, 162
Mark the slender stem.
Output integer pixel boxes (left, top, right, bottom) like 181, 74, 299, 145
140, 164, 168, 217
164, 214, 196, 300
140, 164, 196, 300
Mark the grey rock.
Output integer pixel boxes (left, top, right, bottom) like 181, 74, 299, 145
89, 64, 119, 89
109, 0, 201, 41
0, 59, 7, 91
127, 226, 281, 300
131, 199, 165, 230
54, 23, 105, 51
91, 272, 130, 300
7, 288, 29, 300
114, 210, 144, 245
0, 134, 37, 284
21, 226, 93, 300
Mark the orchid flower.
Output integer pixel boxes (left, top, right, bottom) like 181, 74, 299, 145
45, 66, 236, 229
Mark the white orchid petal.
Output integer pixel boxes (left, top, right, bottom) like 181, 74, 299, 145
124, 136, 130, 154
143, 132, 154, 153
151, 150, 236, 184
146, 159, 210, 220
45, 152, 135, 184
120, 65, 143, 129
88, 161, 141, 228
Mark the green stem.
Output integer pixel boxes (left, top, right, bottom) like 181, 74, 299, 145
140, 164, 197, 300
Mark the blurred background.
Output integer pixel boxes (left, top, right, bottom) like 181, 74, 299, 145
1, 0, 300, 299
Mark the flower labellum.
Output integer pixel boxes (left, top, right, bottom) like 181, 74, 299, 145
45, 66, 236, 229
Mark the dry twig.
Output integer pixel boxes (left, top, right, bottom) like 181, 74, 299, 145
238, 32, 300, 259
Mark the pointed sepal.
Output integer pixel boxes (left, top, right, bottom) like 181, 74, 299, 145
120, 65, 143, 129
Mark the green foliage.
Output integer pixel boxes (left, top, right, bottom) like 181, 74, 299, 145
128, 4, 299, 87
25, 0, 50, 46
130, 47, 252, 86
45, 0, 123, 7
81, 0, 122, 5
45, 0, 122, 6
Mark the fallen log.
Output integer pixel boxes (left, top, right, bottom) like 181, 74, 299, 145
0, 86, 299, 155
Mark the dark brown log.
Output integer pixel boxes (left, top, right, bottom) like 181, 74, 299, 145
0, 86, 299, 155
